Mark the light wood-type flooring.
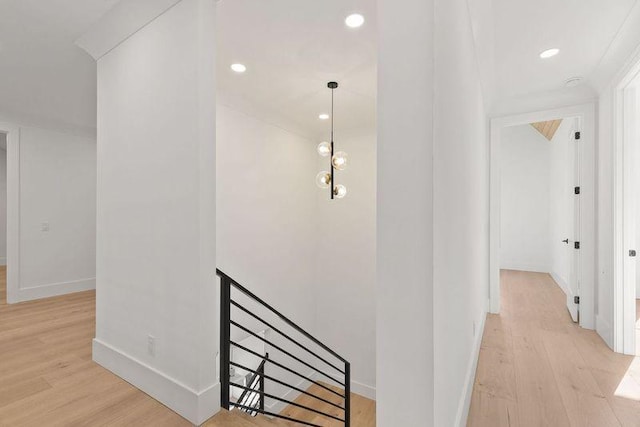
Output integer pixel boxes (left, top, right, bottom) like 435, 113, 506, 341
0, 266, 374, 426
468, 270, 640, 427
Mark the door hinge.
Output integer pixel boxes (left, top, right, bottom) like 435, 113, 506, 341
630, 250, 637, 257
574, 241, 580, 249
574, 186, 580, 195
574, 296, 580, 304
575, 131, 581, 140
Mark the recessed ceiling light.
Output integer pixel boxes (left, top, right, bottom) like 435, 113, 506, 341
345, 13, 365, 28
540, 48, 560, 59
319, 113, 330, 120
230, 63, 247, 73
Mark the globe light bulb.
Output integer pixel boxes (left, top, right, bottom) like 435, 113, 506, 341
317, 142, 331, 157
316, 171, 332, 189
334, 185, 347, 199
332, 151, 349, 170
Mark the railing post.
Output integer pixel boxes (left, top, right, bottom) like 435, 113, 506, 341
260, 353, 268, 412
220, 274, 231, 410
345, 361, 351, 427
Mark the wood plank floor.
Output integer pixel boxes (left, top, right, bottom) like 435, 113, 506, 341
0, 267, 375, 426
468, 270, 640, 427
0, 266, 192, 426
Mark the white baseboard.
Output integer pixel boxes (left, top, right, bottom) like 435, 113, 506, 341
550, 271, 568, 294
12, 277, 95, 303
455, 311, 487, 427
596, 314, 614, 350
0, 257, 6, 266
351, 379, 376, 400
93, 338, 220, 425
500, 264, 549, 274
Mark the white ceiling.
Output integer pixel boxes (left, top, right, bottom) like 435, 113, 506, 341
490, 0, 638, 102
0, 0, 639, 135
216, 0, 377, 139
0, 0, 120, 132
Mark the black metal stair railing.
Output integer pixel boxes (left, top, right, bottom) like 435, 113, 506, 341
218, 269, 351, 427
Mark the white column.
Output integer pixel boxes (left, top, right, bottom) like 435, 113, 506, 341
77, 0, 218, 424
376, 0, 435, 425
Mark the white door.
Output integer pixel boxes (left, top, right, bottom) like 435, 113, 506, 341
565, 120, 581, 323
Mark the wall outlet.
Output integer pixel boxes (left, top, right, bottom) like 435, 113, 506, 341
147, 335, 156, 357
41, 222, 49, 232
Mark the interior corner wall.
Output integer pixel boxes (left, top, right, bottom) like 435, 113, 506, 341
433, 0, 489, 425
93, 0, 218, 424
499, 124, 552, 273
7, 125, 97, 303
216, 103, 317, 335
314, 127, 376, 399
377, 0, 434, 425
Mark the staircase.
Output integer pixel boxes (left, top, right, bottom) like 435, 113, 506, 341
205, 409, 294, 426
217, 270, 351, 427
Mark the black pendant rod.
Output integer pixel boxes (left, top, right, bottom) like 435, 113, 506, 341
328, 81, 338, 200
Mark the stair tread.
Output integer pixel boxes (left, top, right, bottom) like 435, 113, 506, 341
202, 409, 294, 427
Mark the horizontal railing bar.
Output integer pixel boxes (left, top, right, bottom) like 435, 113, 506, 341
230, 341, 346, 399
231, 321, 345, 386
230, 382, 346, 423
231, 299, 346, 375
236, 375, 260, 407
217, 269, 347, 364
230, 404, 323, 427
231, 361, 345, 411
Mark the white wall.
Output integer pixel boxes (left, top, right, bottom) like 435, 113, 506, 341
216, 104, 321, 411
433, 0, 489, 424
18, 127, 96, 297
0, 134, 6, 265
89, 0, 218, 424
216, 104, 317, 333
1, 124, 97, 303
315, 128, 376, 399
377, 0, 434, 425
500, 125, 551, 273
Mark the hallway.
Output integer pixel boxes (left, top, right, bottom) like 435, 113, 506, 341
468, 270, 640, 426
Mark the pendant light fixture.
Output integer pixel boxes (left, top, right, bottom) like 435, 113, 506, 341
316, 82, 348, 199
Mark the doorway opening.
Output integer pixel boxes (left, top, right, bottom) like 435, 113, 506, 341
489, 104, 596, 330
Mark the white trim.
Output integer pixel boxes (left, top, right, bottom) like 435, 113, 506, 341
75, 0, 182, 60
597, 314, 614, 349
455, 311, 487, 427
0, 257, 6, 266
500, 264, 550, 274
93, 338, 220, 425
350, 380, 376, 401
550, 271, 569, 295
612, 49, 640, 355
490, 103, 596, 331
12, 278, 96, 303
1, 122, 20, 304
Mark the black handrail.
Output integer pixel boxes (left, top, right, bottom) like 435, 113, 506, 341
218, 269, 351, 427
